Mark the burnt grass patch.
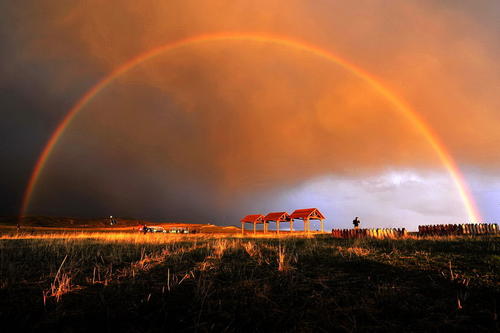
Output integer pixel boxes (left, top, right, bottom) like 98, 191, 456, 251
0, 234, 498, 332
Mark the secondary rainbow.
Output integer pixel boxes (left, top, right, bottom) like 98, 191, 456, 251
20, 32, 482, 222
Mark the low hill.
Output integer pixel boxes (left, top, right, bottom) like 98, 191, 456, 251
0, 216, 241, 233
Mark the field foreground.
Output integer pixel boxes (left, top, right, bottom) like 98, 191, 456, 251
0, 232, 498, 332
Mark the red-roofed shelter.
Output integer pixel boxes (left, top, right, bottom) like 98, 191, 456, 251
241, 214, 265, 234
290, 208, 326, 232
264, 212, 291, 234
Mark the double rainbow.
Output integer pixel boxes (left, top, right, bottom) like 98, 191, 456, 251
20, 33, 482, 222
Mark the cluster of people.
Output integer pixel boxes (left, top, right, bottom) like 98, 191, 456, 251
139, 224, 151, 234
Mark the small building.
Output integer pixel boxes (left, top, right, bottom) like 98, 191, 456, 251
241, 214, 265, 234
264, 212, 291, 233
290, 208, 326, 232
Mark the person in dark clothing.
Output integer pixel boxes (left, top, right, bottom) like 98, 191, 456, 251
353, 217, 360, 229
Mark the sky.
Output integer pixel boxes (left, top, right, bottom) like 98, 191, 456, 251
1, 1, 499, 230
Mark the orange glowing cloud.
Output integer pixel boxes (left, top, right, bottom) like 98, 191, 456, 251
21, 34, 481, 222
5, 1, 498, 222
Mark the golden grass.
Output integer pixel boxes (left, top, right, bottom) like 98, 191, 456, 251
1, 231, 498, 331
0, 230, 325, 242
3, 231, 494, 305
345, 246, 372, 256
0, 231, 320, 303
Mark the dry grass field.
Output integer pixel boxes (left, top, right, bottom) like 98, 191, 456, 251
0, 230, 498, 332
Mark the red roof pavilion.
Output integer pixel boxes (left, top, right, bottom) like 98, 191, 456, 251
290, 208, 326, 232
264, 212, 291, 222
290, 208, 325, 220
240, 214, 265, 224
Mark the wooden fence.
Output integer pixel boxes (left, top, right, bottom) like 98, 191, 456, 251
331, 228, 407, 239
418, 223, 499, 236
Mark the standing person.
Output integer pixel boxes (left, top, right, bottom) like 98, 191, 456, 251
352, 217, 360, 230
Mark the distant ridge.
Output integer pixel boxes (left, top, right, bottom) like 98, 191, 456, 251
0, 216, 202, 228
0, 216, 241, 233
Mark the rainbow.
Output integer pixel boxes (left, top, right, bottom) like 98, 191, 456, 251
20, 32, 482, 222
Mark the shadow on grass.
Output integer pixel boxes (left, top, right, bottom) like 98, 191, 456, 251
6, 239, 496, 333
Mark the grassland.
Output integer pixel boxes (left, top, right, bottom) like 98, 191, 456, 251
0, 231, 498, 332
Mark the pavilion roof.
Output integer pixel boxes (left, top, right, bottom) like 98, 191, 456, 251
290, 208, 325, 220
240, 214, 265, 223
264, 212, 291, 222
